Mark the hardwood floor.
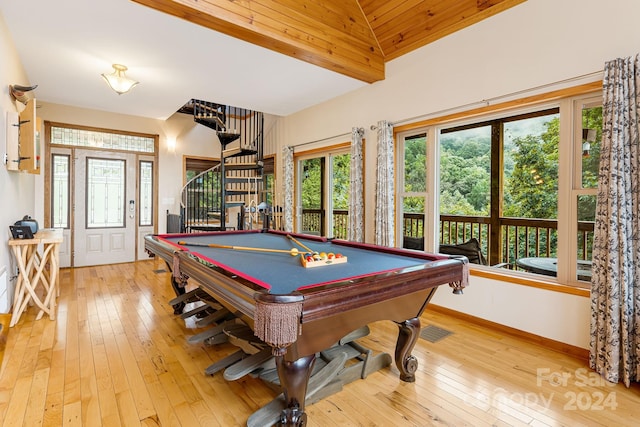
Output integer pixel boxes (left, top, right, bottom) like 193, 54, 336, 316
0, 259, 639, 426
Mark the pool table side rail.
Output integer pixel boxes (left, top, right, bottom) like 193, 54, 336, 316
331, 238, 450, 262
299, 257, 465, 323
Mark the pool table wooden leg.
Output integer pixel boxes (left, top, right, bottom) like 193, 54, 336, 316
276, 353, 316, 426
164, 259, 188, 314
170, 276, 187, 314
395, 317, 421, 382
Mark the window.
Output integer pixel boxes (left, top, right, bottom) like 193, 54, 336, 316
50, 126, 154, 152
296, 145, 350, 238
396, 87, 601, 287
397, 131, 428, 250
51, 154, 70, 228
184, 156, 219, 182
183, 157, 221, 227
439, 108, 560, 266
262, 156, 275, 206
86, 158, 126, 228
572, 95, 602, 281
139, 161, 154, 226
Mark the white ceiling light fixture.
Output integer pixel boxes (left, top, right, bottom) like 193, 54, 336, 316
101, 64, 139, 95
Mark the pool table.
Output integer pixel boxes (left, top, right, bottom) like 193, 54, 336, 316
145, 229, 468, 426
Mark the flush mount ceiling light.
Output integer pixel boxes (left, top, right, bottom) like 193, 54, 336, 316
101, 64, 139, 95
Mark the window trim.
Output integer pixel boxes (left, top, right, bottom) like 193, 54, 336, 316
393, 82, 602, 296
294, 142, 351, 238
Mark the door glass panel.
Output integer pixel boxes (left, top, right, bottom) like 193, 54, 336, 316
139, 161, 153, 226
301, 157, 324, 235
331, 153, 350, 239
401, 132, 427, 250
404, 134, 427, 192
52, 154, 70, 228
86, 158, 125, 228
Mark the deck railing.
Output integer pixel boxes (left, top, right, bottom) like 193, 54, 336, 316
301, 208, 349, 239
301, 210, 595, 265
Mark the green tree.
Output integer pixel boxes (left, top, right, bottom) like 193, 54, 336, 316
301, 158, 322, 208
439, 131, 491, 215
504, 119, 559, 219
404, 136, 427, 192
332, 153, 350, 209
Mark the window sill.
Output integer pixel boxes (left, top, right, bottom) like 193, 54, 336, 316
471, 266, 590, 297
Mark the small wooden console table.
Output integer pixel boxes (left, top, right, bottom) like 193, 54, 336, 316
8, 228, 63, 327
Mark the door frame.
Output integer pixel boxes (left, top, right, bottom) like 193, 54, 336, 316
293, 142, 351, 238
43, 121, 159, 267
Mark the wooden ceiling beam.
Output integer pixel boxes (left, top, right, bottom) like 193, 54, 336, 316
132, 0, 385, 83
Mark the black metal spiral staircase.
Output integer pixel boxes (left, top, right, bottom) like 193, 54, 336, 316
177, 99, 266, 232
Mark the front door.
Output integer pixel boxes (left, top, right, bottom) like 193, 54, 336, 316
47, 123, 158, 268
74, 149, 137, 267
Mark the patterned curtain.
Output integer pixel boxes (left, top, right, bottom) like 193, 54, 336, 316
374, 120, 395, 246
589, 54, 640, 387
282, 145, 295, 233
348, 127, 364, 242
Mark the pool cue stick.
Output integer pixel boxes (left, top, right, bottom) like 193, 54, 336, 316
286, 234, 315, 253
177, 241, 298, 255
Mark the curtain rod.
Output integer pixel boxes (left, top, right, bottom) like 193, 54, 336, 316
292, 127, 364, 150
371, 70, 603, 129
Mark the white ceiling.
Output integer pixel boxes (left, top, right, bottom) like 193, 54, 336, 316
1, 0, 367, 120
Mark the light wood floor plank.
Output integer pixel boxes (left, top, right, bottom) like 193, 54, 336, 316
115, 389, 142, 426
78, 325, 101, 427
22, 367, 49, 427
145, 379, 182, 427
1, 258, 640, 427
3, 375, 32, 426
62, 400, 82, 427
42, 390, 63, 427
114, 332, 156, 420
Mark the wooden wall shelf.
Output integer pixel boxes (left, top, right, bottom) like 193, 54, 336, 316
5, 98, 40, 174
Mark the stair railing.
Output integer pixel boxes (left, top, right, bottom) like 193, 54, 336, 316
182, 100, 266, 231
180, 164, 223, 232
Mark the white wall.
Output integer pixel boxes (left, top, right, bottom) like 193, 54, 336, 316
275, 0, 640, 350
0, 13, 36, 312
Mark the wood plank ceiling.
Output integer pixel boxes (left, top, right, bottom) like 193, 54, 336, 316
132, 0, 526, 83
